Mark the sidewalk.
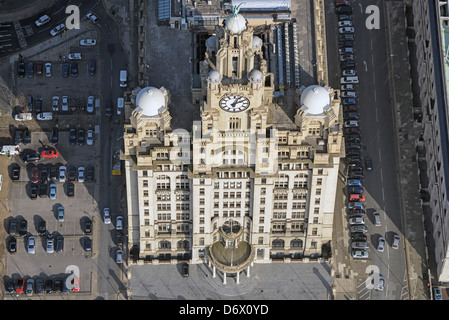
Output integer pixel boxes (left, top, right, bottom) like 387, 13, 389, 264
385, 0, 429, 300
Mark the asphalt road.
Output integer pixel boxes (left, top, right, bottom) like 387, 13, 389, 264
325, 0, 408, 299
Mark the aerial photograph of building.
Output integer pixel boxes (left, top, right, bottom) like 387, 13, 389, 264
0, 0, 446, 308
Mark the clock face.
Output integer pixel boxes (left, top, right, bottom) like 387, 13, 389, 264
219, 95, 250, 112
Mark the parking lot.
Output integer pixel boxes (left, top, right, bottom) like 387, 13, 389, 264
0, 21, 105, 298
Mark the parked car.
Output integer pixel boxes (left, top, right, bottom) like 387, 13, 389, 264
86, 166, 94, 182
67, 182, 75, 197
35, 62, 43, 76
88, 60, 96, 76
349, 217, 365, 225
77, 166, 85, 182
38, 220, 46, 236
182, 263, 189, 277
17, 62, 25, 77
86, 129, 94, 145
56, 234, 64, 253
344, 120, 358, 128
116, 216, 123, 230
57, 206, 64, 222
38, 183, 48, 198
351, 241, 369, 250
41, 148, 58, 158
27, 61, 34, 77
71, 62, 78, 77
84, 237, 92, 251
80, 39, 96, 46
51, 127, 58, 145
68, 166, 77, 182
59, 166, 67, 182
37, 112, 53, 121
9, 218, 17, 236
86, 96, 94, 113
116, 249, 123, 263
45, 62, 51, 77
377, 237, 385, 252
365, 157, 373, 171
84, 219, 92, 235
30, 184, 38, 199
16, 278, 24, 294
349, 186, 364, 194
349, 194, 365, 202
352, 250, 368, 259
18, 219, 27, 237
30, 166, 39, 183
69, 127, 76, 144
61, 96, 69, 111
35, 278, 43, 294
27, 236, 36, 254
348, 202, 364, 210
49, 183, 57, 199
45, 279, 53, 294
350, 225, 368, 233
68, 53, 82, 60
62, 62, 70, 78
51, 96, 59, 111
77, 128, 85, 145
35, 97, 43, 113
23, 129, 31, 145
46, 234, 54, 253
339, 27, 354, 34
11, 165, 20, 181
39, 165, 48, 181
392, 235, 401, 249
347, 179, 362, 187
50, 23, 65, 36
103, 208, 111, 224
351, 232, 367, 242
8, 236, 16, 254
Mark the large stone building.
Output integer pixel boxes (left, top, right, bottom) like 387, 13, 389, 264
122, 8, 343, 280
407, 0, 449, 283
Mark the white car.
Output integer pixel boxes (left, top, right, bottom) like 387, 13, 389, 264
344, 120, 359, 128
50, 23, 65, 36
338, 20, 352, 27
392, 235, 401, 249
14, 113, 32, 121
85, 12, 99, 23
36, 112, 53, 121
80, 39, 97, 46
87, 96, 94, 113
349, 217, 365, 225
377, 236, 385, 252
45, 62, 51, 77
352, 250, 368, 259
376, 276, 385, 291
46, 234, 54, 253
68, 53, 82, 60
86, 129, 94, 145
57, 206, 65, 222
339, 27, 354, 34
59, 165, 67, 182
341, 84, 354, 91
103, 208, 111, 224
116, 249, 123, 264
77, 166, 85, 183
341, 91, 357, 98
342, 69, 356, 76
52, 96, 59, 112
116, 216, 123, 230
35, 15, 51, 27
27, 236, 36, 254
61, 96, 69, 111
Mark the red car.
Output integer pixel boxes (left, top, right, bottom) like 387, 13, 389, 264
16, 278, 24, 294
335, 0, 351, 7
41, 149, 59, 158
349, 194, 366, 202
31, 166, 39, 183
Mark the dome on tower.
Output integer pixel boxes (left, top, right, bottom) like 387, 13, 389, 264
247, 69, 263, 84
252, 35, 263, 51
224, 13, 247, 35
205, 35, 217, 52
300, 85, 331, 115
206, 70, 222, 84
135, 86, 166, 117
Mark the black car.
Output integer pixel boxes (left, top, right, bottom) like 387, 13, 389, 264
349, 171, 363, 179
88, 60, 96, 75
35, 278, 43, 294
346, 149, 361, 156
339, 40, 354, 48
21, 151, 40, 163
349, 165, 363, 173
86, 166, 94, 182
115, 232, 122, 246
336, 6, 352, 14
71, 62, 78, 77
14, 130, 22, 145
11, 164, 20, 181
5, 279, 14, 294
349, 186, 364, 194
17, 62, 26, 77
23, 129, 31, 145
341, 61, 356, 69
106, 104, 112, 117
45, 279, 53, 294
182, 263, 189, 277
50, 127, 58, 145
351, 232, 367, 242
67, 182, 75, 197
27, 95, 33, 112
68, 167, 76, 182
53, 279, 62, 293
56, 235, 64, 253
84, 237, 92, 251
8, 237, 17, 254
18, 219, 27, 237
35, 97, 43, 113
343, 112, 358, 120
49, 165, 58, 180
84, 219, 92, 234
27, 61, 34, 77
30, 184, 38, 200
38, 183, 48, 198
365, 157, 373, 171
38, 220, 46, 236
62, 62, 70, 78
9, 219, 17, 236
69, 128, 76, 144
40, 165, 48, 182
77, 129, 85, 145
339, 33, 354, 41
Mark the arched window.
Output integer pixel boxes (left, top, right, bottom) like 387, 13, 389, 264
177, 240, 190, 249
272, 239, 285, 248
159, 240, 171, 249
290, 239, 303, 248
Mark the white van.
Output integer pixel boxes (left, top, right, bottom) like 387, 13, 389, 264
120, 70, 127, 87
68, 53, 82, 60
117, 97, 124, 115
37, 112, 53, 121
340, 76, 359, 84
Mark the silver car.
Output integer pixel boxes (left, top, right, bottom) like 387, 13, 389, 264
352, 250, 368, 259
26, 278, 34, 296
27, 236, 36, 254
351, 241, 369, 250
116, 249, 123, 263
392, 235, 401, 249
377, 237, 385, 252
46, 234, 54, 253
